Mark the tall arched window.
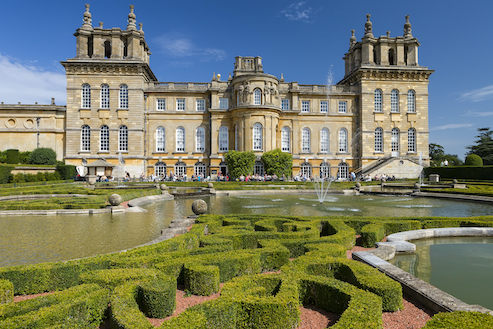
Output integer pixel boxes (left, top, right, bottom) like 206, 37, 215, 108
391, 128, 400, 155
375, 128, 383, 152
320, 128, 329, 153
254, 161, 264, 175
194, 162, 206, 177
196, 127, 205, 152
408, 128, 416, 153
119, 125, 128, 152
391, 89, 399, 112
407, 90, 416, 113
374, 89, 382, 112
176, 127, 185, 152
155, 162, 166, 178
175, 162, 187, 177
338, 163, 349, 180
320, 162, 330, 179
219, 126, 228, 152
254, 89, 261, 105
253, 123, 262, 150
302, 128, 311, 153
281, 126, 291, 152
81, 125, 90, 151
119, 84, 128, 109
82, 84, 91, 108
100, 84, 110, 108
100, 125, 109, 151
338, 128, 347, 153
300, 162, 312, 178
156, 127, 165, 152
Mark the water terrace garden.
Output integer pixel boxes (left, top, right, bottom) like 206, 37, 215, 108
1, 180, 493, 327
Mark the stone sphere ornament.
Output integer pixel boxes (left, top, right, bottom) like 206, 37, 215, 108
109, 193, 122, 206
192, 199, 208, 215
207, 182, 214, 188
160, 184, 168, 190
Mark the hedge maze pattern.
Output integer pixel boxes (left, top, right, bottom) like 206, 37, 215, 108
1, 214, 493, 328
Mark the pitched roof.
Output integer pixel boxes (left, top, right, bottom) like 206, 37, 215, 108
86, 159, 115, 167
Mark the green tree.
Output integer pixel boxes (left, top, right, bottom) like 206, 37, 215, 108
429, 143, 445, 166
224, 150, 256, 179
28, 148, 57, 165
465, 154, 483, 166
443, 154, 463, 166
466, 127, 493, 165
261, 149, 292, 178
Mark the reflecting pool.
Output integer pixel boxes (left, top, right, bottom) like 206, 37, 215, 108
389, 236, 493, 310
1, 193, 493, 268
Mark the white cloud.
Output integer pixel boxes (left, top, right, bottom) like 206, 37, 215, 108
281, 1, 314, 22
0, 53, 66, 105
153, 34, 226, 62
459, 85, 493, 102
431, 123, 474, 131
461, 110, 493, 117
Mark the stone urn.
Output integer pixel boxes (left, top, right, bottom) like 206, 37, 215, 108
413, 183, 421, 193
109, 193, 122, 206
192, 199, 208, 215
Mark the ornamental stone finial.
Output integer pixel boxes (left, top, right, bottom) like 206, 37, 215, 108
82, 3, 93, 30
350, 29, 356, 48
127, 5, 137, 30
364, 14, 373, 38
404, 15, 412, 38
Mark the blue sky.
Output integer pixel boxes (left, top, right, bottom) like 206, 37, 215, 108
1, 0, 492, 160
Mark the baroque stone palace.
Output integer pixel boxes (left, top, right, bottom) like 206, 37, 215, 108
0, 6, 432, 180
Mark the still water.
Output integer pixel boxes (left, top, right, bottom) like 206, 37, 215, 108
389, 237, 493, 310
1, 193, 493, 267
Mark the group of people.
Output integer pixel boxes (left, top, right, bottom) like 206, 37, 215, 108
362, 173, 396, 182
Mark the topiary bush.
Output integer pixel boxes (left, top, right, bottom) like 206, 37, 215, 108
465, 154, 483, 166
6, 149, 19, 164
28, 148, 57, 165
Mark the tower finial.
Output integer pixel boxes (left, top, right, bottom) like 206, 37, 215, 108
127, 5, 137, 31
364, 14, 373, 38
349, 29, 356, 48
81, 3, 92, 30
404, 15, 412, 38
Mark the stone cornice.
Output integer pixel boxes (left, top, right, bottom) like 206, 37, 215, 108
60, 60, 157, 81
338, 67, 434, 86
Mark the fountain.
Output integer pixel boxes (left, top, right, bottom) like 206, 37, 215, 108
418, 151, 424, 186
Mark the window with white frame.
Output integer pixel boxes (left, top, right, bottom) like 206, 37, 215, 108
82, 84, 91, 108
407, 90, 416, 113
338, 128, 347, 153
320, 128, 329, 153
338, 101, 347, 113
100, 84, 110, 108
320, 162, 330, 179
176, 127, 185, 152
300, 162, 312, 178
100, 125, 109, 151
176, 98, 185, 111
219, 126, 228, 152
254, 89, 262, 105
119, 125, 128, 152
196, 99, 205, 111
320, 101, 328, 113
301, 100, 310, 113
175, 162, 187, 177
374, 89, 382, 112
194, 162, 206, 177
254, 161, 264, 175
281, 99, 290, 110
195, 127, 205, 152
391, 89, 399, 112
156, 127, 165, 152
281, 126, 290, 152
155, 162, 166, 178
408, 128, 416, 153
375, 128, 383, 152
302, 128, 311, 152
119, 85, 128, 109
338, 163, 348, 179
157, 99, 166, 111
81, 125, 90, 151
391, 128, 400, 152
219, 98, 229, 109
253, 123, 263, 150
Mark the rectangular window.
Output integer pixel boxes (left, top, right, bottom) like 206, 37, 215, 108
320, 101, 328, 113
281, 99, 290, 110
338, 101, 347, 113
157, 99, 166, 111
219, 98, 229, 109
301, 100, 310, 113
196, 99, 205, 111
176, 98, 185, 111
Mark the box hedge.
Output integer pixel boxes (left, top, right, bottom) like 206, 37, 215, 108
0, 279, 13, 305
422, 311, 493, 329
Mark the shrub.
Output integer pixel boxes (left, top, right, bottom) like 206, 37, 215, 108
0, 279, 13, 304
184, 264, 220, 296
422, 311, 493, 328
18, 151, 31, 164
28, 148, 57, 165
138, 277, 176, 318
0, 165, 14, 184
261, 148, 293, 178
224, 150, 256, 178
6, 149, 19, 164
55, 163, 76, 180
465, 154, 483, 166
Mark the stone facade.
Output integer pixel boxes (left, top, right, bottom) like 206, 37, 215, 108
0, 7, 432, 179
